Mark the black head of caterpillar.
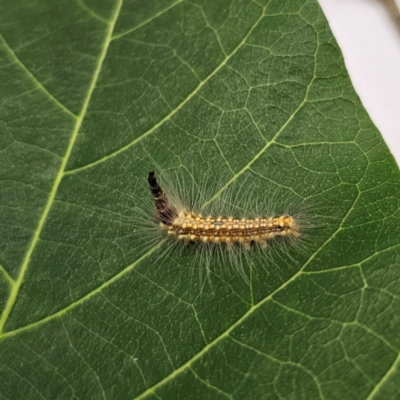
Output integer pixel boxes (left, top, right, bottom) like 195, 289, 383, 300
147, 171, 179, 226
147, 172, 300, 249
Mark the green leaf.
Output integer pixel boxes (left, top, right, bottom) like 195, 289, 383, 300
1, 0, 400, 399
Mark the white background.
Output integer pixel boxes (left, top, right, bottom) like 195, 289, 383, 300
318, 0, 400, 167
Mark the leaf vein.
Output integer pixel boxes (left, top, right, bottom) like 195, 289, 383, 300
0, 34, 77, 119
64, 6, 267, 175
0, 0, 124, 335
74, 0, 109, 24
366, 352, 400, 400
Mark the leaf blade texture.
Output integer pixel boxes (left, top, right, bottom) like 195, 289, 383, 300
1, 0, 400, 399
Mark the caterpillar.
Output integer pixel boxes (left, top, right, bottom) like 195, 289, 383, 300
148, 171, 300, 248
130, 167, 315, 284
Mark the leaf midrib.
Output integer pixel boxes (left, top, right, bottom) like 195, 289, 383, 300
0, 0, 124, 335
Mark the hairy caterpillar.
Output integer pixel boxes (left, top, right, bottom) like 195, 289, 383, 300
148, 172, 300, 247
132, 166, 315, 283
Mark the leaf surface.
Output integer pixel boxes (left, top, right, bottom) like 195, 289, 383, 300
1, 0, 400, 399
